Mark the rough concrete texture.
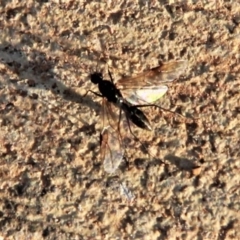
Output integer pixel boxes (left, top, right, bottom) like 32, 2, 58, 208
0, 0, 240, 239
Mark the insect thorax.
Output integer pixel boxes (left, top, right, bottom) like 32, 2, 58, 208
99, 80, 122, 103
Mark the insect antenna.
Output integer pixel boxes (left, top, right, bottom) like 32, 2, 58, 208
107, 68, 115, 84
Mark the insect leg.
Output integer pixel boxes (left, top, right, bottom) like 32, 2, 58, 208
125, 115, 144, 145
83, 89, 103, 98
125, 113, 157, 161
117, 108, 122, 132
107, 69, 114, 83
132, 104, 187, 119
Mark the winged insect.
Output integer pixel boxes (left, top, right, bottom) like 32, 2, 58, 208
87, 61, 187, 170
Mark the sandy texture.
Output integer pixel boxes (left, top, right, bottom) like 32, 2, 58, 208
0, 1, 240, 239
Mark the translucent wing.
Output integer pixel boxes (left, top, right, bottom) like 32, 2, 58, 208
117, 61, 187, 87
100, 98, 125, 174
116, 61, 187, 105
120, 87, 168, 105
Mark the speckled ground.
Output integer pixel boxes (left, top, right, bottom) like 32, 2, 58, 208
0, 1, 240, 239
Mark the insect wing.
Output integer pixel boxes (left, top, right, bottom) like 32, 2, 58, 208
100, 99, 125, 174
117, 60, 187, 87
117, 61, 187, 104
101, 126, 124, 174
121, 86, 168, 105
